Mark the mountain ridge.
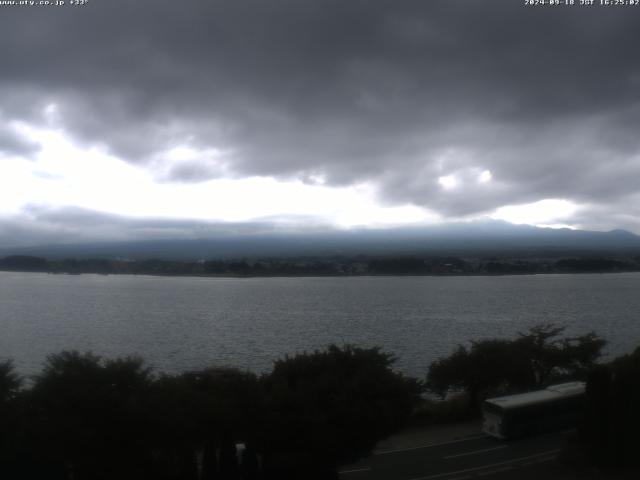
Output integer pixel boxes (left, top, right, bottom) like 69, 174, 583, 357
2, 221, 640, 260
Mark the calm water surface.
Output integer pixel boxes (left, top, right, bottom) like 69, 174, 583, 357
1, 271, 639, 378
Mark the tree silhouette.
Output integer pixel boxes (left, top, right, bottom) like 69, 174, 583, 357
0, 360, 21, 403
426, 339, 532, 412
426, 324, 605, 411
261, 345, 422, 479
580, 347, 640, 469
28, 351, 154, 480
182, 367, 262, 480
0, 360, 23, 478
145, 366, 263, 480
516, 324, 605, 385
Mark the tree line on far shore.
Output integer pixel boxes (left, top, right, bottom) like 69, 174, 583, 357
3, 254, 640, 277
0, 324, 638, 479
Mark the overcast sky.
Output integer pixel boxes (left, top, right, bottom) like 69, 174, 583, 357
1, 0, 640, 247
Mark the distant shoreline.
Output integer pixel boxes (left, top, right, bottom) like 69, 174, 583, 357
3, 253, 640, 279
2, 268, 639, 279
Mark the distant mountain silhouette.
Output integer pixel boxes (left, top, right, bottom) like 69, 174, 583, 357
2, 220, 640, 260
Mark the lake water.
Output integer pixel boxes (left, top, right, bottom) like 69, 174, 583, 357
1, 271, 640, 378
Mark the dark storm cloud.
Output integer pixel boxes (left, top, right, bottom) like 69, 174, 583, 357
2, 0, 640, 225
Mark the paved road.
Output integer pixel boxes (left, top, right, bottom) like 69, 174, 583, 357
339, 430, 572, 480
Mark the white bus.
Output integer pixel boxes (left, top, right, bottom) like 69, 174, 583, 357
482, 381, 585, 440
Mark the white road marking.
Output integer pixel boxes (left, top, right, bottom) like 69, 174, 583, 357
444, 445, 507, 459
339, 467, 372, 474
477, 465, 514, 476
408, 449, 562, 480
374, 434, 487, 455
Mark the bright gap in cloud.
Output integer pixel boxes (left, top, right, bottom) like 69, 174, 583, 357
2, 124, 438, 228
536, 223, 578, 230
478, 170, 492, 183
438, 174, 458, 189
491, 199, 578, 226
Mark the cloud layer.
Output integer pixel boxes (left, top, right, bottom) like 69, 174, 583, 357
2, 0, 640, 238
